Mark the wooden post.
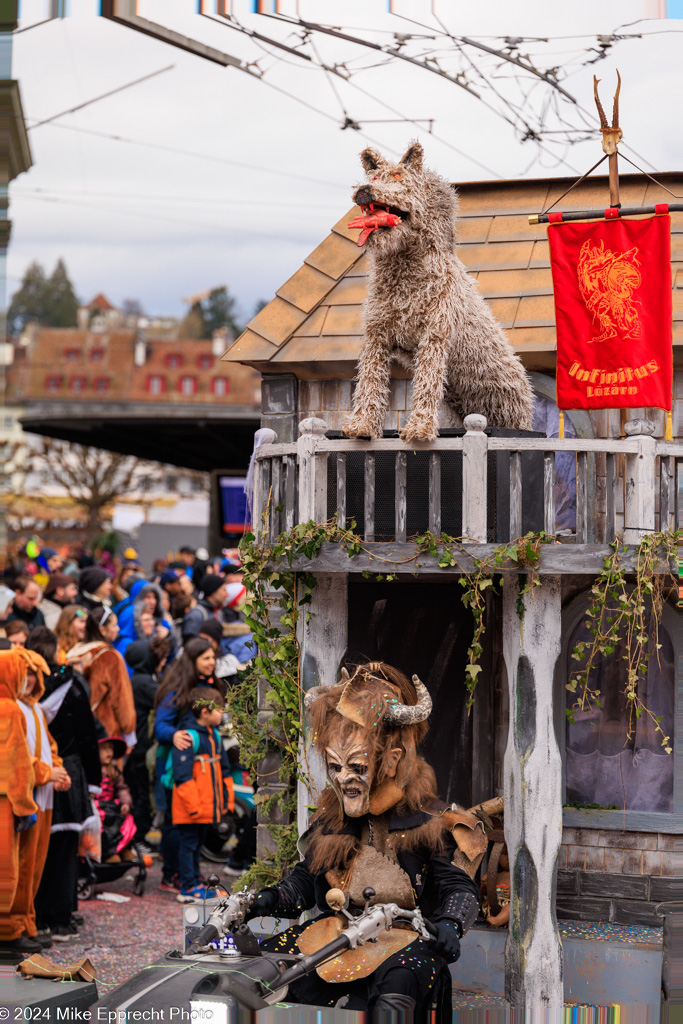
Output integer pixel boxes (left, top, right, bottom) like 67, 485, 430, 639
503, 575, 563, 1014
623, 418, 656, 545
462, 413, 488, 543
251, 427, 277, 540
297, 574, 348, 835
297, 417, 328, 524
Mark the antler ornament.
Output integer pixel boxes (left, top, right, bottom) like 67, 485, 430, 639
594, 70, 622, 155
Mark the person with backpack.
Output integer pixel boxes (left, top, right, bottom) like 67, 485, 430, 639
164, 686, 234, 903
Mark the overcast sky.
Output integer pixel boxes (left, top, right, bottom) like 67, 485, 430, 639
9, 0, 682, 323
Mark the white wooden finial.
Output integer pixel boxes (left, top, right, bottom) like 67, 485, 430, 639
464, 413, 487, 433
624, 418, 655, 437
299, 417, 328, 437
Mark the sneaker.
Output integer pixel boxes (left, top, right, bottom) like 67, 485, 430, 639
136, 842, 158, 857
176, 885, 217, 904
71, 913, 85, 926
34, 930, 53, 949
159, 879, 180, 894
51, 927, 76, 943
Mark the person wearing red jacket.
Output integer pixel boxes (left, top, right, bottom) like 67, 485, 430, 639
170, 687, 233, 904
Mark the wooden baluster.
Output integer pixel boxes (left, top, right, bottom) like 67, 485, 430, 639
336, 453, 347, 529
623, 419, 656, 544
509, 450, 522, 541
257, 459, 272, 541
659, 455, 672, 533
297, 417, 328, 524
604, 452, 616, 543
462, 414, 488, 543
284, 454, 297, 531
543, 451, 555, 535
364, 453, 375, 542
429, 452, 441, 536
269, 456, 282, 544
395, 451, 407, 543
575, 451, 588, 544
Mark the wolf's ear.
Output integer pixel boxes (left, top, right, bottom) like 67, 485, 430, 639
360, 148, 384, 173
399, 142, 423, 171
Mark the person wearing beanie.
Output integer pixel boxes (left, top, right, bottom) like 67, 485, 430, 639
40, 574, 79, 631
159, 570, 183, 599
33, 548, 63, 590
78, 567, 113, 611
181, 574, 228, 641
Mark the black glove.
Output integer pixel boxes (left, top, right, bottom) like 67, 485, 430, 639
430, 919, 461, 963
248, 889, 279, 919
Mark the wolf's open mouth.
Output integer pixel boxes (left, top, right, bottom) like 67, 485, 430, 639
348, 202, 408, 247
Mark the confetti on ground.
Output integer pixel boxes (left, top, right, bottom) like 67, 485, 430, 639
558, 920, 663, 945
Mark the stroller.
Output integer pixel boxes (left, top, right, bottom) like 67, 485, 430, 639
78, 736, 149, 900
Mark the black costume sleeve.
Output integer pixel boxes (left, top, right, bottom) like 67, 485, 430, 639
257, 860, 318, 918
428, 832, 480, 936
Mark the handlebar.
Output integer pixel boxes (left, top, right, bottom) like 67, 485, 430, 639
188, 890, 254, 953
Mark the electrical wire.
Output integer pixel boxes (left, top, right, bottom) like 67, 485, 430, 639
28, 65, 175, 130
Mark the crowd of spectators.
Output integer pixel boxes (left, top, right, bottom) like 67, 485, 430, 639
0, 541, 255, 959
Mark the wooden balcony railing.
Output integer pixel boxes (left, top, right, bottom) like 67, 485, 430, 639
253, 414, 680, 551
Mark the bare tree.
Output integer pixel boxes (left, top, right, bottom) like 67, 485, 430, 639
36, 439, 160, 540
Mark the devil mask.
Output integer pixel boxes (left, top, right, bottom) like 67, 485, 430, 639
305, 662, 432, 818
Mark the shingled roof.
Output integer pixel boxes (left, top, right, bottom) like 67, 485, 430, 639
222, 172, 683, 378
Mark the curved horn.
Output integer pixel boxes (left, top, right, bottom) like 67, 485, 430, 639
383, 675, 432, 725
611, 69, 621, 129
593, 75, 608, 129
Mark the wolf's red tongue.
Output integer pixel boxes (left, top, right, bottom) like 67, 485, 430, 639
348, 206, 401, 247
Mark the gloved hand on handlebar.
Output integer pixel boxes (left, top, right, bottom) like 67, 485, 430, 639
247, 889, 280, 920
429, 919, 461, 963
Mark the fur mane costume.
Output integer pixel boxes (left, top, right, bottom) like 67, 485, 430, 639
343, 142, 533, 443
252, 661, 481, 1017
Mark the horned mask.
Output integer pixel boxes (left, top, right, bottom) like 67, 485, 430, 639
304, 662, 432, 817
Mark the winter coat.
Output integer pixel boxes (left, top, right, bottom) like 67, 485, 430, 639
40, 663, 102, 829
114, 580, 173, 665
40, 597, 74, 631
259, 808, 480, 926
6, 603, 45, 631
66, 642, 137, 747
0, 650, 40, 819
153, 677, 222, 747
170, 711, 231, 825
77, 591, 110, 612
124, 640, 159, 764
182, 599, 224, 641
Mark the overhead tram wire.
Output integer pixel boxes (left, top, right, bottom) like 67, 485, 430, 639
27, 65, 176, 130
21, 120, 349, 191
12, 186, 343, 211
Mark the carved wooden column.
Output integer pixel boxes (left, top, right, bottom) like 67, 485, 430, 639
623, 418, 656, 545
296, 416, 347, 833
462, 413, 488, 543
503, 574, 563, 1014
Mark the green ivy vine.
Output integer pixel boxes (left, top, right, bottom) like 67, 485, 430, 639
229, 519, 677, 889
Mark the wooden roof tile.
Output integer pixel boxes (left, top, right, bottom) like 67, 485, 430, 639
487, 215, 546, 243
221, 330, 279, 363
486, 297, 520, 329
529, 239, 550, 268
321, 305, 363, 336
248, 296, 308, 346
271, 335, 361, 363
305, 232, 362, 279
475, 267, 553, 298
346, 253, 370, 277
331, 206, 363, 243
456, 217, 492, 243
277, 264, 336, 314
456, 182, 550, 216
673, 288, 683, 319
458, 240, 534, 271
292, 305, 328, 338
515, 295, 556, 328
326, 276, 368, 305
672, 235, 683, 261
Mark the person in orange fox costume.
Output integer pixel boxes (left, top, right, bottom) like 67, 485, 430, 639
11, 649, 71, 949
0, 650, 39, 951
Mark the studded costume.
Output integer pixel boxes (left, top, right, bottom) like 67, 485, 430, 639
252, 663, 480, 1020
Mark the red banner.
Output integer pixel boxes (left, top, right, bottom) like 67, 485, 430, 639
548, 211, 672, 411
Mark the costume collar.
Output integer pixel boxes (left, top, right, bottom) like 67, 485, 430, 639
320, 807, 433, 837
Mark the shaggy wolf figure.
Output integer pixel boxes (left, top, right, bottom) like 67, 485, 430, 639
343, 142, 533, 442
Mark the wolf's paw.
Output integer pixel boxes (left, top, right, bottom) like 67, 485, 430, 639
342, 417, 378, 439
400, 417, 437, 444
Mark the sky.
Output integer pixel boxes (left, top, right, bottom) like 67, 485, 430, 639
8, 0, 683, 324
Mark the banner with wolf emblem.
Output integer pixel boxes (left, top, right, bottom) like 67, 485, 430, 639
548, 211, 672, 412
